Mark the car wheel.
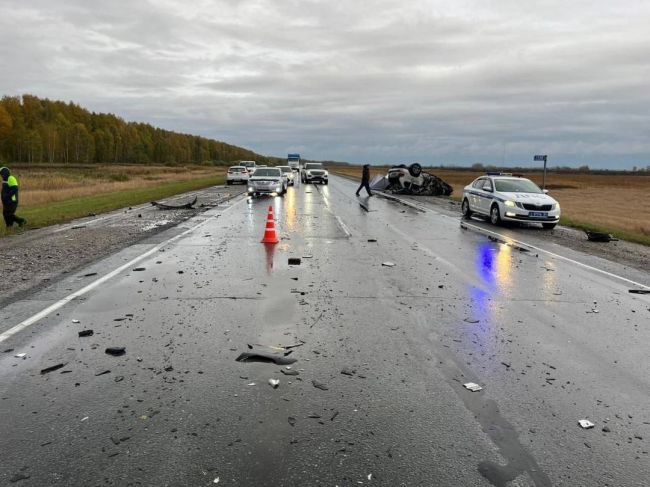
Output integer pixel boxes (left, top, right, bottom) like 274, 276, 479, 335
408, 163, 422, 177
542, 223, 557, 229
462, 199, 472, 219
490, 204, 502, 225
324, 181, 328, 185
226, 181, 231, 185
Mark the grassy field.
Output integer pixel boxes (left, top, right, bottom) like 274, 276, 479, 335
1, 164, 225, 236
330, 165, 650, 246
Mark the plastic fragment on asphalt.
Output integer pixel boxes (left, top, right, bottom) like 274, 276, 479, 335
288, 258, 301, 265
105, 347, 126, 356
72, 319, 80, 323
288, 416, 296, 427
132, 267, 146, 272
312, 380, 329, 390
41, 363, 67, 375
247, 382, 256, 386
341, 367, 356, 376
463, 382, 482, 392
578, 419, 595, 429
368, 239, 377, 242
629, 289, 650, 294
14, 353, 26, 358
268, 379, 280, 388
382, 262, 396, 267
213, 478, 220, 484
302, 255, 313, 259
235, 351, 297, 365
81, 416, 89, 421
95, 370, 111, 376
281, 369, 299, 376
78, 330, 94, 337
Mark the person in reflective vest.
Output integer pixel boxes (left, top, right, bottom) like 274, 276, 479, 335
1, 166, 26, 228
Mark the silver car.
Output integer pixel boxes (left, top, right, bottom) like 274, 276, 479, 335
247, 167, 287, 197
277, 165, 295, 186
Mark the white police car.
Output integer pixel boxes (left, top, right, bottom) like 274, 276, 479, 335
462, 173, 561, 229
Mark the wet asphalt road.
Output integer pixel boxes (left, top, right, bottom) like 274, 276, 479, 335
1, 175, 649, 486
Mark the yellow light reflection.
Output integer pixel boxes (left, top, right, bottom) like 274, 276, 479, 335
284, 187, 297, 232
495, 243, 513, 293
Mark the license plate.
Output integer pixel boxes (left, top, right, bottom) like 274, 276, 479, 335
529, 212, 548, 217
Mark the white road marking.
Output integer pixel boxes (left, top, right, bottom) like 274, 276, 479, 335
459, 220, 650, 290
316, 184, 352, 237
335, 215, 352, 237
0, 196, 247, 344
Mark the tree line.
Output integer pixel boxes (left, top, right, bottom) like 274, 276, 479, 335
0, 94, 281, 166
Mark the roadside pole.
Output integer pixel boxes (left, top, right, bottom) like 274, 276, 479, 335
534, 155, 548, 190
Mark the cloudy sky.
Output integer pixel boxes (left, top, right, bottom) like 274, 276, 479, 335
1, 0, 649, 168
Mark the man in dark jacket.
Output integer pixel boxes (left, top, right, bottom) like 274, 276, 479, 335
355, 164, 373, 197
1, 166, 26, 228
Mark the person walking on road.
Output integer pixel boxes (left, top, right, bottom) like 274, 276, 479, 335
355, 164, 373, 197
1, 166, 26, 229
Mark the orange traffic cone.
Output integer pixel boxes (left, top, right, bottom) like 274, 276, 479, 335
261, 205, 279, 244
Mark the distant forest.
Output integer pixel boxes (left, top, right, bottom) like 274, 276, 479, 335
0, 94, 281, 166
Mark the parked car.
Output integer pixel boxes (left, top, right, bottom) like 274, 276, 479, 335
277, 165, 295, 186
462, 173, 561, 229
226, 166, 249, 185
301, 163, 328, 184
247, 167, 287, 197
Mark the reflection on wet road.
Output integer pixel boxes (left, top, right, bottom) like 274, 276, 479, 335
0, 175, 648, 487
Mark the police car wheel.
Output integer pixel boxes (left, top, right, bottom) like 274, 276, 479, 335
490, 204, 501, 225
462, 199, 472, 218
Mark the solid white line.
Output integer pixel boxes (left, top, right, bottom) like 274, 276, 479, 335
460, 220, 650, 290
335, 215, 352, 237
0, 196, 247, 344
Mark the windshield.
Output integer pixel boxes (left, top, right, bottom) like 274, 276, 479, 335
305, 163, 323, 170
278, 166, 291, 173
229, 167, 244, 172
494, 178, 542, 193
244, 163, 255, 168
253, 168, 281, 177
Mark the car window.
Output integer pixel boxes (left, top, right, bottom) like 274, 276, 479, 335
472, 178, 485, 189
482, 180, 493, 191
494, 179, 542, 193
253, 168, 281, 177
279, 167, 291, 173
230, 167, 243, 172
305, 163, 323, 169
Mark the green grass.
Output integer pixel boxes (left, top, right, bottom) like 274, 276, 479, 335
1, 174, 224, 237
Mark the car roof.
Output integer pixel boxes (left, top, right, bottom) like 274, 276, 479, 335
229, 165, 245, 168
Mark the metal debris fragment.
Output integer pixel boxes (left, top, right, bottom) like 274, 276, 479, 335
105, 347, 126, 356
14, 353, 26, 358
268, 379, 280, 388
41, 363, 67, 375
578, 419, 595, 429
312, 380, 329, 391
382, 262, 396, 267
151, 196, 197, 210
236, 351, 297, 365
629, 289, 650, 294
463, 382, 482, 392
78, 330, 94, 337
288, 257, 301, 265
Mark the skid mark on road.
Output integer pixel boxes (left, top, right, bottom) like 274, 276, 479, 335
0, 196, 248, 344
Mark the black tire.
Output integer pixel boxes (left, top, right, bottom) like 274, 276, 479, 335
462, 199, 472, 218
226, 181, 231, 185
542, 223, 557, 230
490, 204, 502, 226
324, 181, 328, 185
408, 163, 422, 177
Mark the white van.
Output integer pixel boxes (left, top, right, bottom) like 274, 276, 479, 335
241, 161, 256, 174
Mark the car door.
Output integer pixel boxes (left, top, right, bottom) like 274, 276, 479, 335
470, 178, 485, 212
479, 178, 494, 214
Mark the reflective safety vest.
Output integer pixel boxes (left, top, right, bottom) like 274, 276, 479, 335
6, 175, 18, 202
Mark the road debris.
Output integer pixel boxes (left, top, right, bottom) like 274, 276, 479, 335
288, 257, 301, 265
41, 363, 67, 375
629, 289, 650, 294
95, 370, 111, 376
268, 379, 280, 388
578, 419, 595, 429
382, 262, 396, 267
312, 380, 329, 391
236, 351, 297, 365
341, 367, 357, 376
78, 330, 94, 337
463, 382, 483, 392
281, 369, 299, 376
370, 165, 453, 196
151, 196, 197, 210
132, 267, 146, 272
72, 319, 80, 323
9, 471, 31, 483
213, 478, 220, 484
14, 353, 26, 358
288, 416, 296, 427
330, 410, 339, 421
585, 231, 618, 242
105, 347, 126, 356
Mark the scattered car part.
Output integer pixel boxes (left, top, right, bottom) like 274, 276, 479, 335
371, 164, 453, 196
585, 231, 618, 242
105, 347, 126, 356
151, 196, 197, 210
288, 258, 301, 265
312, 380, 329, 390
41, 363, 67, 374
463, 382, 483, 392
78, 330, 94, 337
268, 379, 280, 388
235, 351, 297, 365
629, 289, 650, 294
382, 262, 396, 267
578, 419, 595, 429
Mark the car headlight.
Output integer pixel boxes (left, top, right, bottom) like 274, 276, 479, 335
554, 203, 560, 211
247, 186, 253, 192
504, 200, 516, 207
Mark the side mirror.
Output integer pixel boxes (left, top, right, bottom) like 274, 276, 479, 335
543, 189, 549, 194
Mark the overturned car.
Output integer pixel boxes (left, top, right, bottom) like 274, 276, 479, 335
370, 163, 453, 196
